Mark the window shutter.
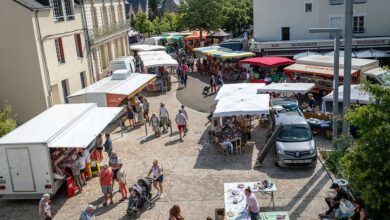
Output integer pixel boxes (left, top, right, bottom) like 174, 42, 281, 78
58, 38, 65, 63
75, 34, 83, 57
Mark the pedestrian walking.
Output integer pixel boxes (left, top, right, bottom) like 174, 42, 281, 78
159, 103, 169, 133
181, 105, 188, 120
99, 164, 113, 206
149, 113, 161, 137
182, 73, 188, 87
117, 163, 128, 202
142, 97, 150, 122
71, 154, 83, 193
177, 65, 183, 86
245, 187, 260, 220
147, 159, 164, 197
175, 109, 187, 141
136, 101, 144, 125
216, 74, 224, 91
169, 204, 184, 220
80, 204, 95, 220
103, 133, 112, 158
189, 56, 195, 73
77, 152, 87, 185
109, 151, 121, 190
94, 133, 103, 162
83, 149, 92, 180
210, 76, 217, 93
39, 194, 51, 220
126, 101, 135, 127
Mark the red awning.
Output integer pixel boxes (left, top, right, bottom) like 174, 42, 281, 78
184, 31, 209, 40
239, 57, 294, 68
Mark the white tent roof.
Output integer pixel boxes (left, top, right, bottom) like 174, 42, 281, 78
214, 83, 266, 102
130, 44, 166, 51
139, 51, 178, 68
68, 73, 156, 97
142, 58, 179, 68
322, 85, 371, 104
257, 83, 315, 94
0, 104, 122, 148
296, 55, 378, 70
213, 95, 270, 118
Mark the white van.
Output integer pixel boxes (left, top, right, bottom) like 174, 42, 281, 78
107, 56, 137, 76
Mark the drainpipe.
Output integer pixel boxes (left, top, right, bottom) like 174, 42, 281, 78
80, 0, 96, 83
35, 10, 53, 107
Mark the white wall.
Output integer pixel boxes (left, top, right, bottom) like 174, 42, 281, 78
253, 0, 390, 42
0, 1, 48, 123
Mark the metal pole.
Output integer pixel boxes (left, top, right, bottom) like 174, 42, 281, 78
333, 32, 340, 146
342, 0, 353, 134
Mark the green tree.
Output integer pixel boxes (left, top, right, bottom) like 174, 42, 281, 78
148, 0, 163, 18
163, 13, 180, 31
0, 105, 17, 138
341, 83, 390, 218
179, 0, 226, 41
153, 16, 170, 35
222, 0, 252, 37
134, 12, 154, 35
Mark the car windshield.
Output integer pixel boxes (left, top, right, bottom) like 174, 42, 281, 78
277, 125, 312, 142
377, 71, 390, 86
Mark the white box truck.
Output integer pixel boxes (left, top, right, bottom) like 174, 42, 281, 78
0, 103, 121, 199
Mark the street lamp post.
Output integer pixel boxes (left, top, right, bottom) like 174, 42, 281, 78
309, 28, 342, 146
343, 0, 354, 134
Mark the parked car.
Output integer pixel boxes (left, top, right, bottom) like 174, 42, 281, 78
269, 108, 317, 167
107, 56, 136, 76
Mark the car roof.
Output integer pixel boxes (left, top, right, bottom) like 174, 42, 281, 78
274, 111, 307, 125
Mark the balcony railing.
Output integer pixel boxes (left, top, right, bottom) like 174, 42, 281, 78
89, 20, 131, 41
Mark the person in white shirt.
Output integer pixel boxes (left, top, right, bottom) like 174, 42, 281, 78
78, 152, 87, 186
159, 103, 169, 132
83, 149, 91, 180
175, 110, 187, 141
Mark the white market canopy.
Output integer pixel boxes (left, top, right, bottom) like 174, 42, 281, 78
0, 104, 122, 148
139, 51, 178, 68
213, 95, 270, 118
323, 85, 371, 104
130, 44, 166, 51
69, 73, 156, 97
257, 83, 315, 94
214, 83, 266, 102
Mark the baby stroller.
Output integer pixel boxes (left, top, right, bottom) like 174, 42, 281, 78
127, 177, 156, 217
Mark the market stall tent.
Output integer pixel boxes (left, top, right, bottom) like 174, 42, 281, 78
322, 85, 371, 104
213, 95, 270, 117
129, 44, 166, 51
215, 83, 266, 102
68, 73, 156, 107
257, 83, 315, 94
239, 57, 294, 67
0, 103, 122, 199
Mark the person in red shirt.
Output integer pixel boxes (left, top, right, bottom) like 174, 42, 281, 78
99, 164, 113, 206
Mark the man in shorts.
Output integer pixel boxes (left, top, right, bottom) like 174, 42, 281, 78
99, 164, 113, 206
109, 152, 121, 190
175, 109, 187, 142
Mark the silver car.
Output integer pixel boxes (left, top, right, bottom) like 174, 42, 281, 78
270, 110, 317, 167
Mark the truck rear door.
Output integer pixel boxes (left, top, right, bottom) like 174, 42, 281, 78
6, 148, 36, 192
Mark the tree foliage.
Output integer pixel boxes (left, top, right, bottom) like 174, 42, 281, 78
179, 0, 225, 39
221, 0, 252, 36
340, 83, 390, 217
153, 16, 171, 35
0, 105, 17, 138
164, 13, 180, 32
134, 12, 154, 35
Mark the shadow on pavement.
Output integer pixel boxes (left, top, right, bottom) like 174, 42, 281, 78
193, 129, 254, 170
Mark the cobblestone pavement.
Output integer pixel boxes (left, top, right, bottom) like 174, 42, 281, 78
0, 78, 333, 220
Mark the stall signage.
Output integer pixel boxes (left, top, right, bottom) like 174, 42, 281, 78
254, 37, 390, 51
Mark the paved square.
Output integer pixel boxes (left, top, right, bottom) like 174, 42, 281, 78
0, 80, 333, 220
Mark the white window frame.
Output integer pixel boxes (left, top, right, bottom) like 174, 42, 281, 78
52, 0, 65, 22
353, 14, 366, 34
64, 0, 75, 20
